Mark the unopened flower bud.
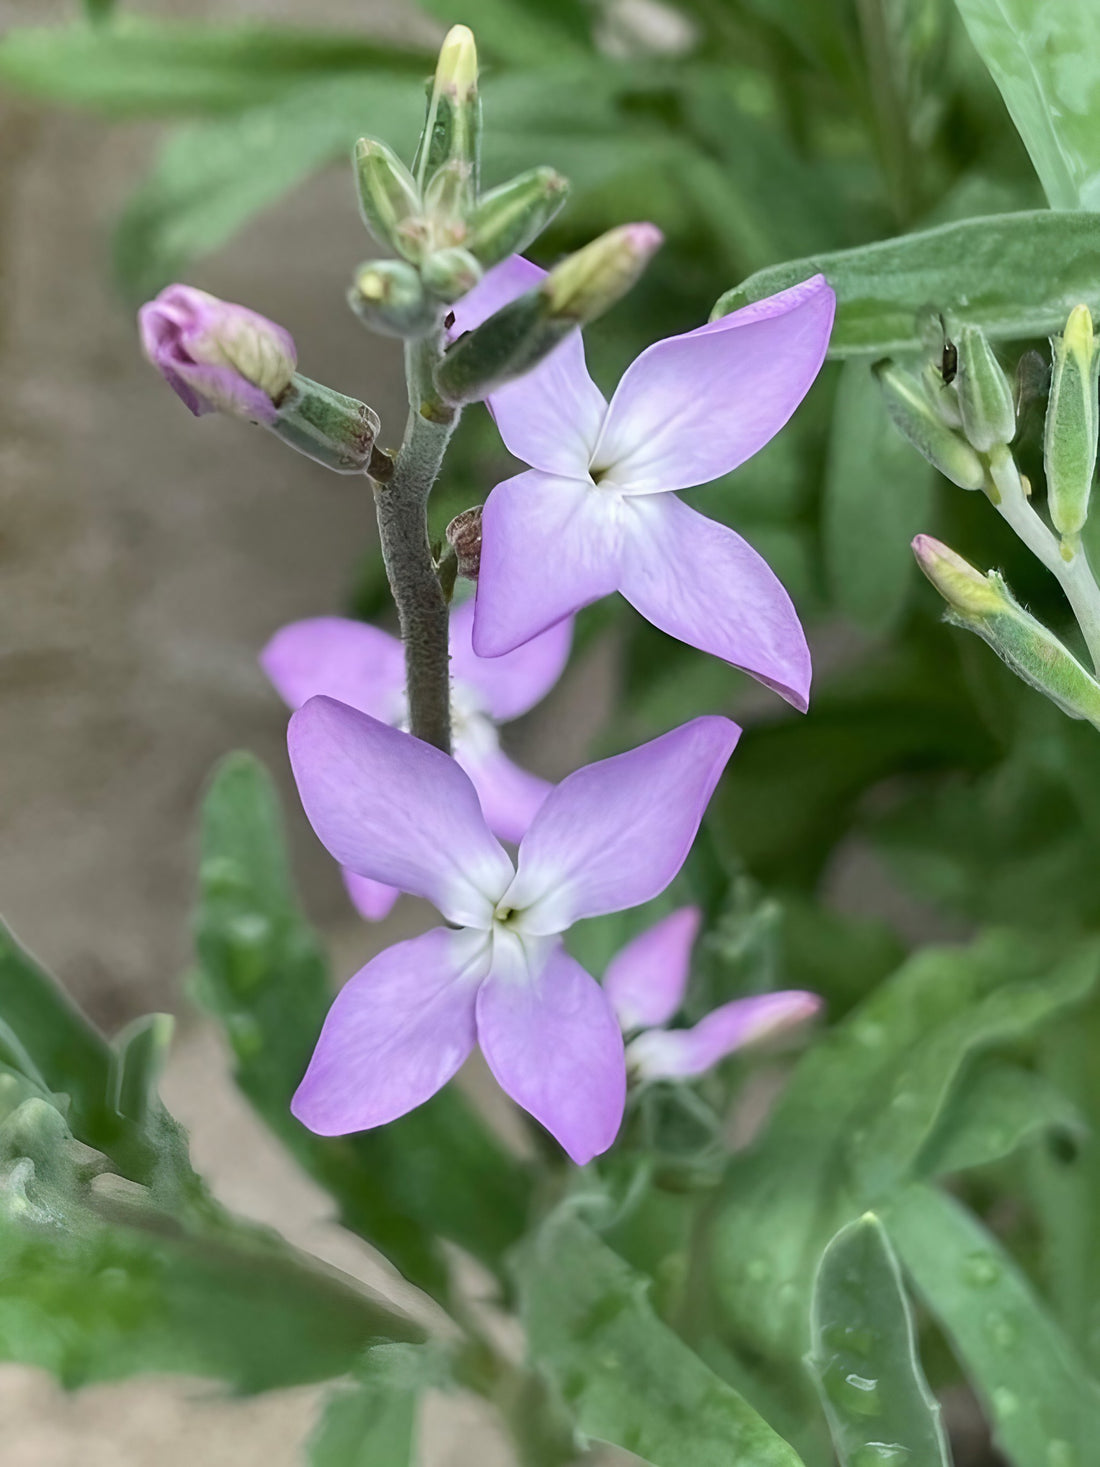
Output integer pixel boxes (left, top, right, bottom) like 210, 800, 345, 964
920, 359, 962, 428
348, 260, 438, 339
1045, 305, 1100, 539
422, 160, 474, 245
446, 506, 482, 580
139, 285, 295, 424
875, 360, 986, 490
414, 24, 481, 195
955, 325, 1016, 453
435, 223, 663, 405
543, 222, 664, 322
421, 247, 482, 304
354, 138, 422, 260
466, 167, 570, 268
270, 375, 381, 474
913, 534, 1100, 726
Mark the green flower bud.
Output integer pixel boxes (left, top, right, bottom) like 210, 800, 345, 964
955, 325, 1016, 453
920, 359, 962, 428
874, 360, 986, 490
269, 374, 382, 474
435, 223, 663, 405
466, 167, 570, 268
414, 24, 481, 196
913, 534, 1100, 726
1045, 304, 1100, 539
348, 260, 438, 339
353, 138, 422, 260
421, 246, 482, 303
422, 159, 474, 248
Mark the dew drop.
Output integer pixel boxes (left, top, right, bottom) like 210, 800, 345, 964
986, 1310, 1017, 1349
853, 1445, 910, 1467
1047, 1441, 1077, 1467
963, 1251, 1000, 1286
993, 1386, 1019, 1418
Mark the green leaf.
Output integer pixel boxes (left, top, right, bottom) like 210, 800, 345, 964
888, 1183, 1100, 1467
0, 19, 430, 115
953, 0, 1100, 210
916, 1061, 1083, 1177
415, 0, 592, 65
0, 1092, 421, 1392
711, 932, 1100, 1364
824, 360, 936, 631
193, 753, 530, 1298
308, 1345, 437, 1466
712, 211, 1100, 357
520, 1211, 805, 1467
808, 1214, 951, 1467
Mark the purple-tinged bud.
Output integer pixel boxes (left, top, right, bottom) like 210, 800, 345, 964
543, 222, 664, 321
139, 285, 296, 424
446, 506, 482, 580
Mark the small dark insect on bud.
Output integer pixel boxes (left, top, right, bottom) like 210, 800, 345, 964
446, 506, 482, 580
938, 314, 958, 385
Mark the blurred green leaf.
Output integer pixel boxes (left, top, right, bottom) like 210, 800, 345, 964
417, 0, 592, 64
308, 1344, 440, 1465
824, 359, 936, 631
808, 1214, 951, 1467
0, 19, 430, 115
711, 931, 1100, 1364
713, 211, 1100, 356
889, 1182, 1100, 1467
519, 1211, 806, 1467
916, 1060, 1083, 1177
953, 0, 1100, 210
193, 753, 530, 1299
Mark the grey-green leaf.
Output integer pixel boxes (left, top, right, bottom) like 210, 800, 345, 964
916, 1061, 1084, 1177
808, 1213, 952, 1467
824, 359, 936, 631
953, 0, 1100, 211
712, 212, 1100, 357
308, 1345, 436, 1466
888, 1183, 1100, 1467
519, 1211, 806, 1467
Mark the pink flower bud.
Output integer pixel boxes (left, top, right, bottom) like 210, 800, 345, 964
138, 285, 296, 424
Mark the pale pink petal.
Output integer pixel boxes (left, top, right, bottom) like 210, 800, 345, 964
287, 697, 513, 927
449, 256, 607, 475
619, 492, 812, 712
449, 600, 573, 722
628, 990, 822, 1081
592, 275, 835, 494
476, 940, 625, 1165
504, 717, 740, 934
473, 471, 620, 658
456, 737, 551, 845
341, 868, 400, 923
604, 906, 702, 1032
260, 617, 405, 720
291, 927, 488, 1135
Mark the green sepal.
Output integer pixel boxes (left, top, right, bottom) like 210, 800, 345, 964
270, 374, 381, 474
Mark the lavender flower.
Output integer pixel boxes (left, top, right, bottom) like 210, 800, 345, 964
262, 603, 570, 921
287, 701, 740, 1164
139, 285, 297, 424
449, 258, 836, 711
603, 907, 822, 1081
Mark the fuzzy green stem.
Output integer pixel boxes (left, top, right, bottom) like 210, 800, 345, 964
373, 335, 459, 751
987, 447, 1100, 674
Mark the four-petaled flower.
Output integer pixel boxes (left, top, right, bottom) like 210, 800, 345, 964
261, 602, 571, 920
288, 699, 740, 1164
139, 285, 296, 424
449, 258, 835, 711
603, 906, 822, 1081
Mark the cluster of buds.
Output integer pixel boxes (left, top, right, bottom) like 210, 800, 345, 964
877, 306, 1100, 728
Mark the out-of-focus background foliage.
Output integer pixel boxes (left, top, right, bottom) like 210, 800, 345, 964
8, 0, 1100, 1461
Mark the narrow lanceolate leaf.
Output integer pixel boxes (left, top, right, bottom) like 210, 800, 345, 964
888, 1184, 1100, 1467
712, 212, 1100, 357
915, 1061, 1083, 1178
952, 0, 1100, 211
519, 1211, 806, 1467
824, 359, 935, 632
193, 753, 530, 1299
808, 1214, 951, 1467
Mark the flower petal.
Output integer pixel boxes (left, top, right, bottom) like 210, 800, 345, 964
341, 868, 400, 923
473, 471, 621, 658
449, 599, 573, 722
288, 696, 513, 927
618, 492, 812, 712
604, 906, 701, 1031
592, 274, 835, 493
457, 736, 551, 845
476, 942, 625, 1164
291, 927, 487, 1135
628, 990, 822, 1080
260, 617, 405, 720
449, 256, 607, 475
505, 716, 740, 934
